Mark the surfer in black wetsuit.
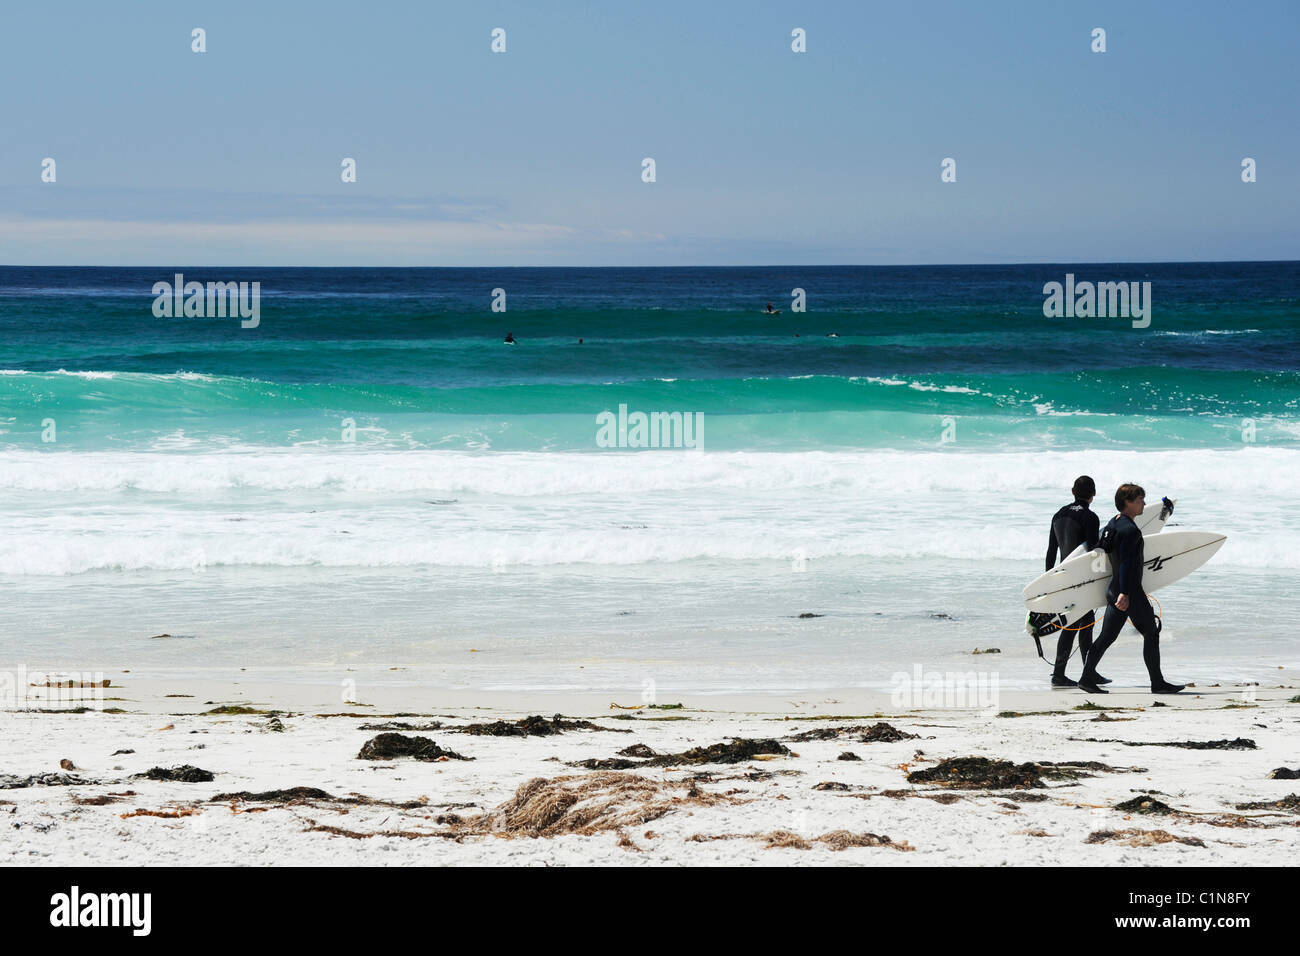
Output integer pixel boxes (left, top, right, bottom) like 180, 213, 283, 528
1043, 476, 1104, 687
1077, 483, 1186, 695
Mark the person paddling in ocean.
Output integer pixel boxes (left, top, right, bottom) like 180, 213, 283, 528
504, 331, 516, 345
1077, 483, 1186, 695
1043, 476, 1106, 687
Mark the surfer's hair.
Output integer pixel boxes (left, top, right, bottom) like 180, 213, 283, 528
1114, 483, 1145, 511
1072, 476, 1096, 500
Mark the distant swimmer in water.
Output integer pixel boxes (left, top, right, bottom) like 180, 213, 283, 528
578, 338, 583, 344
764, 302, 781, 315
504, 332, 516, 345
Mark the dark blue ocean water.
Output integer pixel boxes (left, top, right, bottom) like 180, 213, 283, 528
1, 262, 1297, 450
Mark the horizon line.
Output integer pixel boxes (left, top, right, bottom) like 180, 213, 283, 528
2, 258, 1298, 270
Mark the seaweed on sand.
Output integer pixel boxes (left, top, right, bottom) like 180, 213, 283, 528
1114, 795, 1176, 815
0, 773, 92, 789
1085, 828, 1205, 848
212, 787, 334, 802
358, 721, 443, 732
788, 721, 919, 743
1071, 737, 1257, 750
454, 771, 743, 838
906, 757, 1044, 790
134, 765, 215, 782
296, 773, 736, 842
452, 714, 627, 736
357, 733, 471, 761
688, 829, 913, 851
1233, 793, 1300, 812
573, 737, 792, 770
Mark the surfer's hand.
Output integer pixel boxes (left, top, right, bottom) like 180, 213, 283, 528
1115, 593, 1129, 611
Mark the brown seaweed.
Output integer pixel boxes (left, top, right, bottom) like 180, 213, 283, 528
356, 733, 471, 761
134, 765, 214, 783
452, 714, 627, 737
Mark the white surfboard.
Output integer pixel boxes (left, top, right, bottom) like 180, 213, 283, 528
1060, 497, 1175, 562
1135, 497, 1175, 535
1023, 529, 1225, 617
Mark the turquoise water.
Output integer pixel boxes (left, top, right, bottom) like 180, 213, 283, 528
2, 263, 1297, 451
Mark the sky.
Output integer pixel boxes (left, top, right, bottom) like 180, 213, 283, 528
1, 0, 1297, 266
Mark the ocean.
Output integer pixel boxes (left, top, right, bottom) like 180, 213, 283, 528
2, 263, 1297, 693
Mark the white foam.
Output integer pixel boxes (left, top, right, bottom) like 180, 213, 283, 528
0, 447, 1294, 575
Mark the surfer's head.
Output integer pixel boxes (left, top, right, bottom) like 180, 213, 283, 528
1114, 483, 1146, 516
1072, 475, 1096, 503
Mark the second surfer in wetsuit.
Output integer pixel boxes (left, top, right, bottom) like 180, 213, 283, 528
1077, 483, 1186, 695
1044, 476, 1105, 687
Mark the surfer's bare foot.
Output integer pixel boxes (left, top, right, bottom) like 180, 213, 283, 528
1078, 680, 1108, 694
1152, 681, 1186, 694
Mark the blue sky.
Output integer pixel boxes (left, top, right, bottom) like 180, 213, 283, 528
1, 0, 1296, 266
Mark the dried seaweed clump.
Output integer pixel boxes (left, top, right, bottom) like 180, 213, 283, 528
690, 829, 912, 851
212, 787, 334, 802
457, 771, 738, 838
1085, 828, 1205, 848
574, 737, 791, 770
357, 733, 471, 761
788, 721, 918, 743
454, 714, 622, 737
0, 773, 90, 789
907, 757, 1042, 790
135, 765, 215, 783
661, 738, 790, 765
1233, 793, 1300, 813
1076, 737, 1257, 751
358, 722, 443, 732
1114, 795, 1175, 815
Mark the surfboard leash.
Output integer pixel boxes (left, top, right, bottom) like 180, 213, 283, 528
1044, 593, 1162, 632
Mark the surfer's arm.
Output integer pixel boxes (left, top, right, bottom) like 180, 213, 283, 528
1118, 528, 1144, 597
1085, 512, 1099, 550
1045, 525, 1058, 570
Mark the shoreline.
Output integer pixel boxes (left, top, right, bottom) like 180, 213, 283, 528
6, 673, 1285, 716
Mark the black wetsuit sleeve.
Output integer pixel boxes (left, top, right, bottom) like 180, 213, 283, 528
1116, 524, 1143, 596
1085, 511, 1099, 550
1046, 524, 1058, 571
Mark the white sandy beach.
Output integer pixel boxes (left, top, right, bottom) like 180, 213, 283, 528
2, 679, 1296, 866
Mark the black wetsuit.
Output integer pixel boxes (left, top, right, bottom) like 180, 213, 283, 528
1079, 514, 1168, 687
1045, 499, 1099, 678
